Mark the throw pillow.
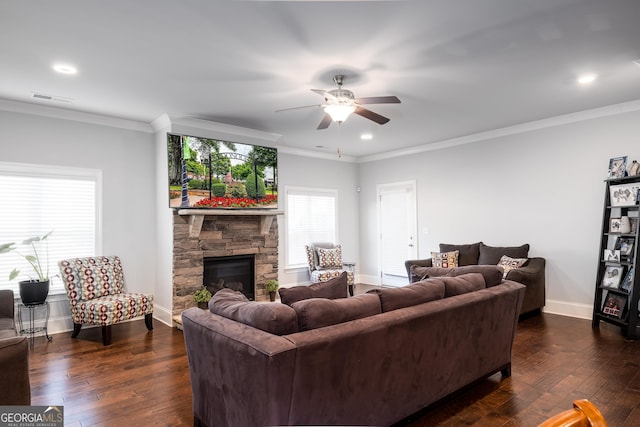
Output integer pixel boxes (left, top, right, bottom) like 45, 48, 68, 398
440, 273, 486, 297
497, 255, 528, 277
368, 279, 445, 312
278, 271, 349, 306
291, 293, 381, 331
439, 242, 481, 266
317, 245, 342, 268
431, 250, 459, 268
209, 289, 299, 335
478, 243, 529, 265
409, 264, 504, 288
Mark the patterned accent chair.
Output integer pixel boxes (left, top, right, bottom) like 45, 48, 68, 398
305, 242, 355, 295
58, 256, 154, 346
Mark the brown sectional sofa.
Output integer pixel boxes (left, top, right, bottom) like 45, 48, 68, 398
0, 289, 31, 405
182, 267, 525, 427
405, 242, 546, 315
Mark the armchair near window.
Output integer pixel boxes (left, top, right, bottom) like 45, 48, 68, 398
305, 242, 355, 295
58, 256, 154, 346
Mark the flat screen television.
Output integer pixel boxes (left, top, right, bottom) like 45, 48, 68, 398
167, 133, 278, 209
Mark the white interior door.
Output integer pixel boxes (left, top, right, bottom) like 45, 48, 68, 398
378, 181, 417, 287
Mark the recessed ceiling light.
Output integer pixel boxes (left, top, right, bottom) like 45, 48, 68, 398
360, 133, 373, 140
53, 63, 77, 75
577, 73, 598, 85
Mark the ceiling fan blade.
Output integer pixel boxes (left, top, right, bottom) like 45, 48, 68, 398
355, 96, 401, 105
354, 106, 390, 125
311, 89, 337, 101
317, 113, 333, 130
275, 104, 321, 112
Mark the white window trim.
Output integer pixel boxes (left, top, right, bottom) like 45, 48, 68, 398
0, 161, 103, 295
284, 185, 338, 270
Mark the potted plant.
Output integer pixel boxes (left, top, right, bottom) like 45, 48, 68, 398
264, 279, 279, 302
0, 231, 53, 305
194, 287, 212, 309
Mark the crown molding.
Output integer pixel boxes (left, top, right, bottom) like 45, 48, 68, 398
276, 145, 357, 163
358, 99, 640, 163
0, 98, 153, 133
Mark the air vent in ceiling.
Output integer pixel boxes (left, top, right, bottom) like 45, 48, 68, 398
31, 92, 73, 103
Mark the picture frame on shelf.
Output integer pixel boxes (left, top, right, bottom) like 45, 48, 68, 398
610, 218, 623, 233
604, 249, 621, 262
620, 267, 634, 293
630, 217, 638, 233
610, 183, 640, 206
614, 236, 634, 257
602, 265, 624, 289
608, 156, 627, 179
602, 291, 627, 319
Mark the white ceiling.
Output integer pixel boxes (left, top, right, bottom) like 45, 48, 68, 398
1, 0, 639, 158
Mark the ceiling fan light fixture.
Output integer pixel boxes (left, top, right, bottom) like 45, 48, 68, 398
324, 103, 356, 123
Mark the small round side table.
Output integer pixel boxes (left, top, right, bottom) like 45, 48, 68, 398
17, 301, 53, 348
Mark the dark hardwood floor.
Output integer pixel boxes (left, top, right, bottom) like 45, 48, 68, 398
28, 310, 640, 426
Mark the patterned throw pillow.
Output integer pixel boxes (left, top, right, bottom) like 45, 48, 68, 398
317, 245, 342, 268
497, 255, 528, 277
430, 250, 459, 268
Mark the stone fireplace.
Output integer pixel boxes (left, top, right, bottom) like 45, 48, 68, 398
172, 209, 282, 316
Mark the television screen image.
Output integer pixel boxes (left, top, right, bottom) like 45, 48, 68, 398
167, 133, 278, 209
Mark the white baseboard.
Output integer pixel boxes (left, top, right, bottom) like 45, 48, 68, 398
153, 304, 173, 327
542, 299, 593, 320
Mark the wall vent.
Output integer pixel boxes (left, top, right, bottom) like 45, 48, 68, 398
31, 92, 74, 103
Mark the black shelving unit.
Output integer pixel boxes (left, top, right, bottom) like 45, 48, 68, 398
592, 175, 640, 339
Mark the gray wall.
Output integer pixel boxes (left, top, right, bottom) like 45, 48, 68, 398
0, 107, 158, 332
358, 109, 640, 318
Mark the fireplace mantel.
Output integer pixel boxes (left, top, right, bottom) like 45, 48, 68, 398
177, 209, 284, 238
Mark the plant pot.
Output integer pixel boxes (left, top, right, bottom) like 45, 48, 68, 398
269, 291, 276, 302
19, 279, 49, 305
197, 301, 209, 310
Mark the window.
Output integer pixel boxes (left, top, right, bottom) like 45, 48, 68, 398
285, 186, 337, 269
0, 162, 101, 294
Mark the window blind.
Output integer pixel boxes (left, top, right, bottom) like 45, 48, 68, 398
285, 187, 337, 268
0, 163, 99, 294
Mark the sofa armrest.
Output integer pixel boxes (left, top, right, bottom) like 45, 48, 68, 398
404, 258, 433, 282
0, 336, 30, 405
505, 257, 546, 314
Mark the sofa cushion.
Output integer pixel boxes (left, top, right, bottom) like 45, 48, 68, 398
291, 293, 381, 331
317, 245, 342, 268
409, 264, 504, 287
278, 272, 348, 306
478, 243, 530, 265
430, 250, 459, 268
497, 255, 528, 277
209, 289, 298, 335
439, 242, 481, 266
367, 279, 445, 312
440, 273, 486, 297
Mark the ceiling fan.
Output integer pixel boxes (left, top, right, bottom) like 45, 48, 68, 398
277, 75, 401, 130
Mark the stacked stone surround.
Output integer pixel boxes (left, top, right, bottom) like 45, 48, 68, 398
172, 211, 279, 316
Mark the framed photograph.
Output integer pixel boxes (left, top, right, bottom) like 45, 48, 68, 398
620, 267, 634, 293
602, 265, 624, 289
614, 237, 634, 257
631, 217, 638, 233
602, 291, 627, 318
608, 156, 627, 179
610, 218, 623, 233
604, 249, 621, 262
610, 183, 640, 206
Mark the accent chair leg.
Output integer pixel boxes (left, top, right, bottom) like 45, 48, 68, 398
71, 323, 82, 338
102, 325, 112, 346
144, 313, 153, 331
